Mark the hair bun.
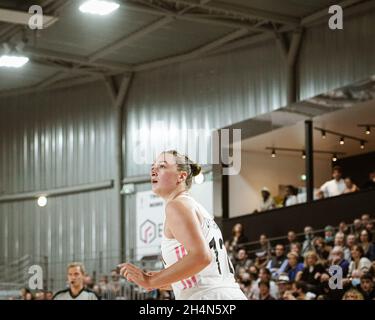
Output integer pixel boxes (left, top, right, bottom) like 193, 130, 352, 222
190, 163, 202, 177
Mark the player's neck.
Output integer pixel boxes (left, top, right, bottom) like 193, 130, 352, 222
70, 284, 84, 296
165, 187, 188, 203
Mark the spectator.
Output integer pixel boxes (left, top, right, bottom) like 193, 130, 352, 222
301, 226, 315, 255
342, 289, 364, 300
266, 244, 288, 279
259, 187, 276, 212
324, 225, 335, 247
84, 275, 95, 290
357, 273, 375, 300
226, 223, 248, 252
234, 249, 252, 274
254, 251, 269, 270
292, 281, 315, 300
258, 234, 272, 257
365, 221, 375, 242
313, 237, 331, 265
353, 219, 364, 240
290, 242, 304, 263
346, 233, 357, 262
338, 221, 350, 236
285, 252, 304, 281
285, 230, 298, 252
361, 214, 371, 228
318, 166, 345, 198
327, 246, 350, 278
283, 185, 298, 207
333, 232, 351, 263
343, 177, 360, 193
248, 267, 279, 300
108, 269, 121, 299
258, 281, 275, 300
296, 251, 325, 295
276, 273, 291, 300
347, 245, 372, 280
98, 275, 109, 299
238, 272, 252, 297
25, 292, 33, 300
46, 291, 53, 300
359, 229, 375, 261
362, 169, 375, 190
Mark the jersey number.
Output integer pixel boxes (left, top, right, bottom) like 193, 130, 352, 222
209, 236, 234, 275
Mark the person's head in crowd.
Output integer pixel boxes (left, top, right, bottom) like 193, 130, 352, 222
324, 225, 334, 243
360, 274, 374, 296
19, 288, 29, 300
258, 267, 272, 282
34, 291, 46, 300
360, 229, 370, 244
240, 272, 251, 288
258, 280, 272, 299
237, 248, 248, 261
342, 289, 364, 300
287, 252, 299, 268
353, 219, 362, 231
93, 284, 101, 296
292, 281, 308, 299
290, 242, 302, 256
46, 291, 53, 300
249, 266, 259, 281
365, 221, 374, 232
332, 166, 343, 181
313, 237, 326, 250
304, 226, 313, 240
232, 223, 244, 237
237, 267, 247, 277
361, 214, 370, 227
338, 221, 349, 234
67, 262, 86, 291
259, 234, 268, 247
25, 292, 33, 300
84, 275, 94, 289
99, 275, 108, 287
261, 187, 271, 201
304, 251, 318, 267
334, 232, 345, 247
344, 177, 355, 189
277, 273, 291, 297
285, 185, 297, 197
275, 244, 285, 258
331, 246, 345, 264
346, 234, 357, 248
111, 269, 120, 282
287, 231, 297, 244
351, 244, 365, 262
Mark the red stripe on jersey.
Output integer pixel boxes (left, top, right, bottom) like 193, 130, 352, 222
175, 246, 187, 289
181, 246, 198, 287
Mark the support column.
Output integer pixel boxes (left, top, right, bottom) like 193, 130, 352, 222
305, 120, 314, 203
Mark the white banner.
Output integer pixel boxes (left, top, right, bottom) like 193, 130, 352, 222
136, 191, 165, 260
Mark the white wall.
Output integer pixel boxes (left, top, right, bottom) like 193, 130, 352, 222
229, 151, 332, 217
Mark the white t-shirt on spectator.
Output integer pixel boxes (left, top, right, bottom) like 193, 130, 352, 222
320, 179, 345, 198
285, 195, 298, 206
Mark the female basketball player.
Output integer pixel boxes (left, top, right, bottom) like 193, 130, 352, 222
119, 150, 247, 300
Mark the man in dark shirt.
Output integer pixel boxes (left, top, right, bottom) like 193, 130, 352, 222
362, 169, 375, 190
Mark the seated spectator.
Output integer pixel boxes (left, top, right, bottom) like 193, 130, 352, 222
292, 281, 316, 300
362, 169, 375, 190
259, 187, 276, 212
318, 166, 345, 198
347, 245, 372, 279
365, 221, 375, 242
238, 272, 252, 297
248, 267, 279, 300
234, 249, 253, 274
254, 234, 272, 259
359, 229, 375, 261
285, 252, 304, 281
296, 251, 325, 295
276, 273, 291, 300
329, 246, 350, 277
343, 177, 360, 193
301, 226, 315, 256
333, 232, 351, 262
283, 185, 298, 207
107, 269, 121, 299
258, 281, 275, 300
313, 237, 331, 265
356, 273, 375, 300
324, 225, 335, 247
338, 221, 350, 236
225, 223, 248, 254
346, 233, 357, 262
254, 251, 269, 270
361, 214, 371, 228
342, 288, 364, 300
290, 242, 304, 263
352, 219, 364, 241
285, 230, 299, 252
266, 244, 288, 279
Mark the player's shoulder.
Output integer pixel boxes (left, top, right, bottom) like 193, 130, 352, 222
52, 288, 70, 299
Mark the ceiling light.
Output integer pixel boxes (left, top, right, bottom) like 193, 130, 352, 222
360, 141, 365, 149
301, 151, 306, 159
37, 196, 48, 207
321, 130, 326, 139
271, 149, 276, 158
0, 55, 29, 68
366, 126, 371, 135
79, 0, 120, 16
332, 154, 338, 162
339, 137, 344, 145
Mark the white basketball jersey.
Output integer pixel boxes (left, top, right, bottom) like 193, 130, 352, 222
161, 194, 240, 300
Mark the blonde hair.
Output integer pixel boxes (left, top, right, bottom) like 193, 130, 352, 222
342, 289, 364, 300
67, 262, 86, 275
163, 150, 202, 189
304, 251, 318, 265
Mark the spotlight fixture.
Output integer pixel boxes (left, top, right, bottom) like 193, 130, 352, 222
0, 55, 29, 68
366, 126, 371, 135
339, 137, 345, 145
301, 151, 306, 159
79, 0, 120, 15
360, 141, 365, 149
271, 149, 276, 158
321, 130, 326, 139
332, 154, 338, 162
37, 196, 48, 207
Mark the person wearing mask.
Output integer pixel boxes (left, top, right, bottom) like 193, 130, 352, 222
324, 225, 335, 247
318, 166, 345, 198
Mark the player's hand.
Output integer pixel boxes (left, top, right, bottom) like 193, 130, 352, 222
118, 263, 152, 290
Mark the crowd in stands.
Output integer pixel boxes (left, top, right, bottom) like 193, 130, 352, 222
226, 213, 375, 300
